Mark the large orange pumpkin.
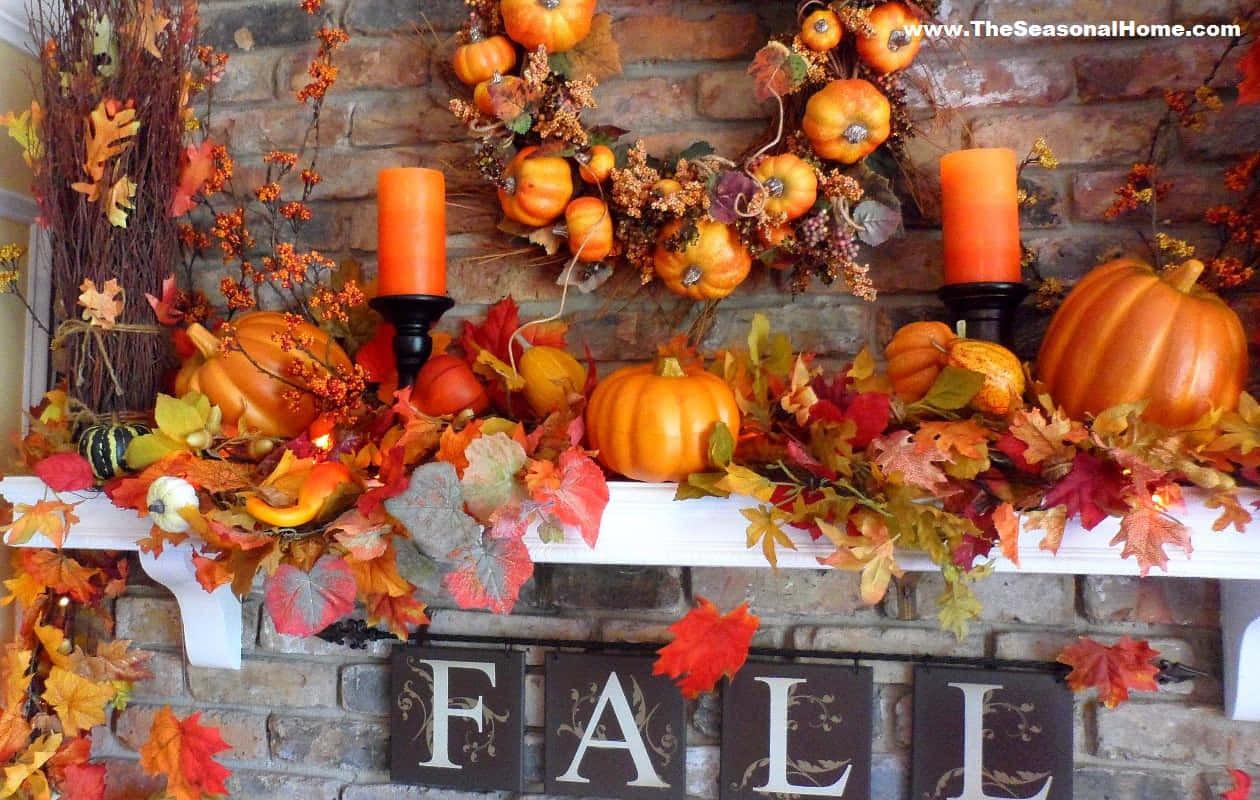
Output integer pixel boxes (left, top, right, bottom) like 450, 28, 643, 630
586, 357, 741, 482
653, 218, 752, 300
802, 79, 891, 164
1036, 257, 1249, 427
177, 312, 352, 439
501, 0, 597, 54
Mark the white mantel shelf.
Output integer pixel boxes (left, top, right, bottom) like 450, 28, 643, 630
2, 476, 1257, 721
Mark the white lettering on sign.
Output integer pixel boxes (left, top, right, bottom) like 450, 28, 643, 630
753, 677, 852, 796
945, 682, 1052, 800
415, 659, 497, 770
556, 670, 670, 788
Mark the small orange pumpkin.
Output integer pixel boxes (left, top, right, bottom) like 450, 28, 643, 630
451, 31, 518, 86
177, 312, 352, 439
885, 320, 956, 402
410, 354, 489, 417
802, 79, 891, 164
578, 144, 615, 183
800, 8, 843, 51
473, 71, 525, 116
501, 0, 597, 54
564, 196, 613, 261
498, 146, 574, 227
751, 153, 818, 221
653, 218, 752, 300
1036, 257, 1249, 427
586, 356, 741, 482
856, 2, 923, 74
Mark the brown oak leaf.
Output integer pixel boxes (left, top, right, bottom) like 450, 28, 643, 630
872, 430, 948, 492
77, 278, 125, 329
912, 419, 990, 460
1008, 407, 1087, 465
1025, 506, 1068, 554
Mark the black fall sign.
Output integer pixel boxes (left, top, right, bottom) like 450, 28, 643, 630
389, 648, 1074, 800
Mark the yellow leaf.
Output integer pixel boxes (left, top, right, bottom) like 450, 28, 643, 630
1091, 402, 1146, 437
565, 13, 622, 81
1026, 506, 1068, 554
33, 625, 72, 670
2, 500, 80, 548
41, 666, 115, 736
0, 733, 60, 798
741, 505, 796, 569
473, 349, 525, 391
0, 101, 44, 168
716, 465, 776, 502
0, 573, 43, 608
77, 278, 125, 329
849, 347, 876, 381
103, 175, 136, 227
0, 647, 31, 713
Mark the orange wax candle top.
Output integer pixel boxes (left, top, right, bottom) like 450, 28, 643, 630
940, 147, 1022, 285
377, 167, 447, 296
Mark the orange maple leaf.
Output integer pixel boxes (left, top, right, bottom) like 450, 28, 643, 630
77, 639, 154, 683
41, 666, 116, 736
77, 278, 125, 329
15, 550, 100, 603
1007, 407, 1087, 465
348, 542, 412, 599
992, 502, 1020, 567
912, 419, 991, 460
328, 508, 394, 562
1025, 506, 1068, 555
139, 706, 232, 800
653, 598, 760, 699
1110, 500, 1192, 577
2, 499, 81, 548
1056, 636, 1160, 708
364, 591, 430, 639
192, 553, 233, 593
0, 710, 31, 763
1206, 489, 1253, 533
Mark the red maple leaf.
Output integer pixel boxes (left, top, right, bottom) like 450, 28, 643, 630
33, 452, 96, 492
139, 706, 232, 800
1222, 768, 1253, 800
530, 447, 609, 547
839, 391, 891, 447
1056, 636, 1160, 708
1239, 38, 1260, 106
653, 598, 760, 699
355, 321, 396, 385
58, 762, 106, 800
1042, 451, 1128, 530
144, 274, 185, 327
460, 296, 567, 366
443, 511, 534, 614
1110, 500, 1192, 577
263, 555, 357, 636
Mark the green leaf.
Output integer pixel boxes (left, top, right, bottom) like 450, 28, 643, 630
548, 52, 572, 77
507, 113, 533, 135
677, 472, 728, 500
460, 433, 529, 522
921, 366, 985, 411
538, 518, 565, 544
154, 393, 205, 438
677, 141, 715, 161
708, 422, 734, 468
785, 53, 809, 83
747, 313, 770, 365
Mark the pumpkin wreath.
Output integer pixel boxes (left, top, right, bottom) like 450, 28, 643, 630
447, 0, 935, 302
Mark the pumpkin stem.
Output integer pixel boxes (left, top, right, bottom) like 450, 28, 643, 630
539, 0, 560, 8
1164, 259, 1205, 293
843, 122, 869, 144
655, 357, 686, 378
148, 500, 166, 514
682, 265, 703, 287
186, 322, 223, 359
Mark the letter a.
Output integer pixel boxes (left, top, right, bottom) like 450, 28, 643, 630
416, 659, 497, 770
556, 671, 669, 788
945, 682, 1052, 800
753, 677, 851, 797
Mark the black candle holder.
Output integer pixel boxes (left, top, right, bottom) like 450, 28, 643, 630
369, 293, 455, 388
937, 281, 1028, 348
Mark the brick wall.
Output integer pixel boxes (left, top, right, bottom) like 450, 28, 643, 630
101, 0, 1260, 797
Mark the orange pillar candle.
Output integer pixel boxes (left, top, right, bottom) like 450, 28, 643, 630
940, 148, 1022, 284
377, 167, 447, 296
